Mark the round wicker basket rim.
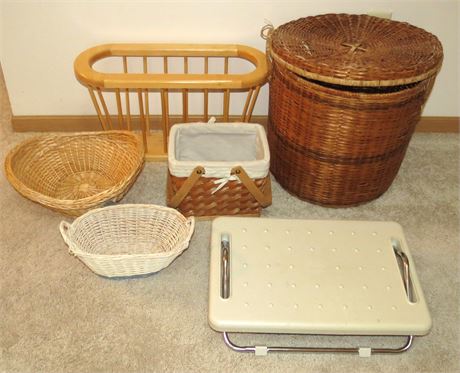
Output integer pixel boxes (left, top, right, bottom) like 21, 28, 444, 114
6, 129, 139, 148
268, 14, 444, 87
273, 60, 432, 98
269, 47, 442, 87
4, 131, 144, 206
69, 203, 190, 222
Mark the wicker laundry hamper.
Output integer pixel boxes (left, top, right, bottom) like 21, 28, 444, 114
167, 121, 272, 218
264, 14, 443, 206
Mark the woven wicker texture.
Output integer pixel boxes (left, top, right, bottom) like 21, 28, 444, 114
60, 204, 194, 277
167, 172, 271, 217
270, 64, 433, 158
5, 131, 144, 216
268, 62, 437, 206
268, 120, 409, 207
269, 14, 443, 86
267, 14, 443, 206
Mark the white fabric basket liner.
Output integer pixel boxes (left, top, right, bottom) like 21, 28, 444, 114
168, 122, 270, 179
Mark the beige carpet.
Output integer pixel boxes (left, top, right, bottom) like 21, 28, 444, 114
1, 67, 459, 373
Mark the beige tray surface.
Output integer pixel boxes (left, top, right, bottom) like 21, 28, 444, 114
209, 217, 431, 336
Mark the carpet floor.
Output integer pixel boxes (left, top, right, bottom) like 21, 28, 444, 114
1, 69, 459, 373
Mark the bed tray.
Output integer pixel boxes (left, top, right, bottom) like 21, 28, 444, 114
208, 217, 431, 357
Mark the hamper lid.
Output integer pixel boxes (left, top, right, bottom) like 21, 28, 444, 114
268, 14, 443, 87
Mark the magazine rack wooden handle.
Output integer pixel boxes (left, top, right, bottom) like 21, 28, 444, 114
75, 43, 268, 89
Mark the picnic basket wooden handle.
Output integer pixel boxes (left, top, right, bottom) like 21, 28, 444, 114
231, 166, 272, 207
168, 166, 205, 208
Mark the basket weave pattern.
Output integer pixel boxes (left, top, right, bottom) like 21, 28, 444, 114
268, 64, 435, 206
60, 204, 194, 277
268, 121, 409, 206
269, 14, 443, 86
5, 131, 144, 216
267, 14, 443, 206
270, 65, 432, 158
167, 172, 270, 217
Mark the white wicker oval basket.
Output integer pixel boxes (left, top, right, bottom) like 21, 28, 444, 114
59, 204, 195, 277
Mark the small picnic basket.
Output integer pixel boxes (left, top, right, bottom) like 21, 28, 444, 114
166, 121, 272, 217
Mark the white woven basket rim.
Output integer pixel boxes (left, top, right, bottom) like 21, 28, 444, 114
71, 245, 189, 259
61, 204, 194, 258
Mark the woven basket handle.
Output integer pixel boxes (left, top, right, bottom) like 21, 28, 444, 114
59, 221, 75, 254
260, 23, 274, 75
232, 166, 272, 207
184, 217, 196, 244
169, 166, 205, 208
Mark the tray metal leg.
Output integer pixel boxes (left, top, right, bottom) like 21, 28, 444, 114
223, 332, 413, 357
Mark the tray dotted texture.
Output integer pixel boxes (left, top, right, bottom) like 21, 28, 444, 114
209, 217, 431, 336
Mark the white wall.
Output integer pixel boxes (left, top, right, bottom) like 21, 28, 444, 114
0, 0, 458, 117
0, 4, 3, 62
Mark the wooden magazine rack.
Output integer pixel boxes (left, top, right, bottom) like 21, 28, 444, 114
74, 43, 268, 160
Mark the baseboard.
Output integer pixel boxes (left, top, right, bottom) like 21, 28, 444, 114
12, 115, 156, 132
11, 115, 459, 133
11, 115, 269, 132
413, 117, 459, 133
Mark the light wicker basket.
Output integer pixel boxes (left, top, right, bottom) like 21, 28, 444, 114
59, 204, 195, 278
5, 131, 144, 216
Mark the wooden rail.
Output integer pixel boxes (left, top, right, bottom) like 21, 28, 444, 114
74, 43, 268, 160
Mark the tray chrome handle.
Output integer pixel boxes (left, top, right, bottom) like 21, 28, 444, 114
392, 238, 415, 302
221, 234, 230, 299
